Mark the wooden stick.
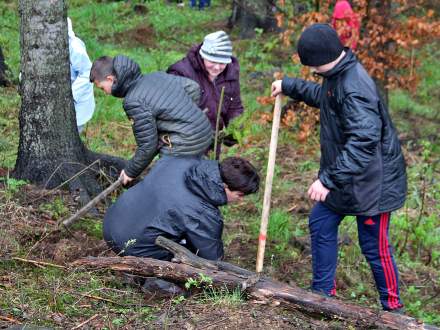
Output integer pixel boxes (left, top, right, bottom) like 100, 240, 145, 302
61, 177, 122, 228
0, 315, 21, 324
71, 314, 99, 330
12, 257, 66, 269
256, 95, 282, 273
212, 86, 225, 161
80, 293, 119, 305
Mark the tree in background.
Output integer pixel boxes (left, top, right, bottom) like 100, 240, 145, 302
0, 45, 9, 86
228, 0, 279, 38
15, 0, 125, 202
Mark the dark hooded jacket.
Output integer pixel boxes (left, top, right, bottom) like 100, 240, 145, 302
103, 156, 227, 261
111, 55, 213, 178
282, 49, 407, 216
167, 44, 244, 130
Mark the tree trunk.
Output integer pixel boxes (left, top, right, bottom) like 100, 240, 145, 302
15, 0, 125, 200
366, 0, 391, 106
72, 237, 438, 330
228, 0, 279, 39
0, 45, 8, 87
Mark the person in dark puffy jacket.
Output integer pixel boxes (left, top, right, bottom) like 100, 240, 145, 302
271, 24, 407, 312
167, 31, 244, 135
90, 55, 213, 185
103, 156, 259, 261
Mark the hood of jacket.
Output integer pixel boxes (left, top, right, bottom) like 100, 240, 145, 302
67, 17, 75, 39
319, 48, 357, 78
185, 160, 227, 207
333, 0, 354, 19
111, 55, 142, 98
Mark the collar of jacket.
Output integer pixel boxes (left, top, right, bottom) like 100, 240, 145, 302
188, 44, 239, 82
111, 55, 142, 98
184, 160, 228, 207
318, 48, 357, 79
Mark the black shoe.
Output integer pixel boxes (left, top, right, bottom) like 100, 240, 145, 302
141, 277, 185, 297
386, 307, 405, 315
310, 287, 335, 298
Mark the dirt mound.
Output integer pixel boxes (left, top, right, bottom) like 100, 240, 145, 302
33, 231, 110, 264
101, 25, 156, 48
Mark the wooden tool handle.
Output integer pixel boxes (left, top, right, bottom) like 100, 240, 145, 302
256, 95, 282, 273
61, 177, 122, 228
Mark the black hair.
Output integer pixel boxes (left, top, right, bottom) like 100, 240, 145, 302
219, 157, 260, 195
89, 56, 115, 83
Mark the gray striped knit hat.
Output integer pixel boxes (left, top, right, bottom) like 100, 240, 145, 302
199, 31, 232, 64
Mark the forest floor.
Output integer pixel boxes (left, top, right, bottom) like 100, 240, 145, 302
0, 0, 439, 329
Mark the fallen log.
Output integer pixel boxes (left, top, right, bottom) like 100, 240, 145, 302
72, 237, 438, 330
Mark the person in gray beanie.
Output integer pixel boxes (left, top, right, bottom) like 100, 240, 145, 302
167, 31, 244, 155
271, 23, 406, 313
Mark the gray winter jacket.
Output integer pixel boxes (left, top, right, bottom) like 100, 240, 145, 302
111, 55, 213, 178
103, 155, 226, 261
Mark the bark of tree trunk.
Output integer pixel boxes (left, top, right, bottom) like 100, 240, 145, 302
366, 0, 391, 106
228, 0, 279, 39
14, 0, 125, 201
0, 45, 8, 86
72, 237, 438, 330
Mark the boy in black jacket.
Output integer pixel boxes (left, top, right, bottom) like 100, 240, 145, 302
103, 156, 259, 261
272, 24, 406, 312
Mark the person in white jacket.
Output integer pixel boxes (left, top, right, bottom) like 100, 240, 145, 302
68, 18, 95, 132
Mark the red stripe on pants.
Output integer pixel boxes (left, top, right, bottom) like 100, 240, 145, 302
330, 279, 336, 296
379, 213, 398, 309
379, 213, 393, 309
383, 213, 400, 308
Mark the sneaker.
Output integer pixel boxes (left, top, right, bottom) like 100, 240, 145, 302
141, 277, 185, 297
310, 287, 335, 298
386, 307, 405, 315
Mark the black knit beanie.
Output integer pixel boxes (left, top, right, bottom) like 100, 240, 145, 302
297, 24, 344, 66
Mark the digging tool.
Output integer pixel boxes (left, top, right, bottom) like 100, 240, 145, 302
60, 177, 122, 228
256, 95, 282, 273
212, 86, 225, 161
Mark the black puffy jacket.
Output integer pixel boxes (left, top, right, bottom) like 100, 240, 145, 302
111, 55, 213, 178
103, 156, 227, 260
282, 49, 407, 215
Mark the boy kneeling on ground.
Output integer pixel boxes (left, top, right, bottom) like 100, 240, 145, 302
103, 156, 259, 261
271, 24, 407, 312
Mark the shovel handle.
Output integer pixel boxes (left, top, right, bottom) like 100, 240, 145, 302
256, 95, 282, 273
61, 177, 123, 228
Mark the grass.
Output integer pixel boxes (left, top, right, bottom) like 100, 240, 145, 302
0, 0, 439, 327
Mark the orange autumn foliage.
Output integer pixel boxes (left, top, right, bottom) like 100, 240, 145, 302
275, 0, 440, 92
257, 1, 439, 143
